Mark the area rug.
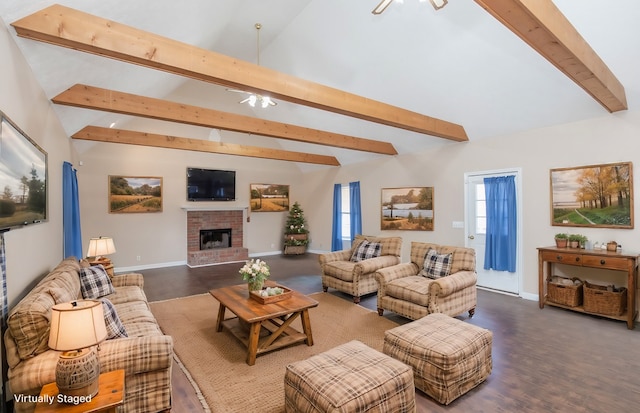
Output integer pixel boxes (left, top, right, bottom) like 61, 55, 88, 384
149, 292, 399, 413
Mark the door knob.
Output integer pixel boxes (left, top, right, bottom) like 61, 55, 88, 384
468, 235, 475, 240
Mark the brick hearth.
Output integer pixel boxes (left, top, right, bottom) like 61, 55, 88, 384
187, 209, 248, 266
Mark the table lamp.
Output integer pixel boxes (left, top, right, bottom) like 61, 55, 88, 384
87, 236, 116, 277
49, 300, 108, 399
86, 236, 116, 261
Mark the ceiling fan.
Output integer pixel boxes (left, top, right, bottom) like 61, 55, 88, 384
227, 23, 277, 108
372, 0, 448, 14
227, 89, 277, 108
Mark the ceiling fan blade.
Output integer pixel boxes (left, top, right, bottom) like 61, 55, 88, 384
372, 0, 394, 14
226, 88, 251, 95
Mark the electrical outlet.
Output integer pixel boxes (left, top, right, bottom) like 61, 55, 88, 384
136, 255, 141, 261
270, 243, 275, 249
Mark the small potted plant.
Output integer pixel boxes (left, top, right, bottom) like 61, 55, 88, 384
578, 234, 588, 249
239, 258, 270, 292
568, 234, 582, 248
555, 233, 568, 248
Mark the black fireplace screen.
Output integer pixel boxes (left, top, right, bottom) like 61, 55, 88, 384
200, 229, 231, 249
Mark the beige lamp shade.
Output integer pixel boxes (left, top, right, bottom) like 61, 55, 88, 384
49, 300, 108, 351
86, 236, 116, 258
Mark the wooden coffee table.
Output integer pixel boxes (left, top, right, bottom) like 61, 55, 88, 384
209, 283, 318, 365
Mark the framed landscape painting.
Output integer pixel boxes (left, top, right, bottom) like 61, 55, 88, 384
250, 184, 289, 212
550, 162, 633, 228
109, 176, 163, 213
0, 111, 47, 231
381, 187, 434, 230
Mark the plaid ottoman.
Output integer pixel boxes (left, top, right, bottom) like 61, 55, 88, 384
284, 340, 416, 413
383, 313, 492, 405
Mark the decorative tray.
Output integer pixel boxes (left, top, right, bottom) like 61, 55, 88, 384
249, 286, 293, 304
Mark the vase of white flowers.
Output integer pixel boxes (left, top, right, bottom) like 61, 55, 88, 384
239, 258, 270, 292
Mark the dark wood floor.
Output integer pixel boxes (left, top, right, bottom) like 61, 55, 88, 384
139, 253, 640, 413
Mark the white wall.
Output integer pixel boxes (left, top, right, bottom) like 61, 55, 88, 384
302, 109, 640, 301
0, 24, 74, 308
76, 136, 306, 270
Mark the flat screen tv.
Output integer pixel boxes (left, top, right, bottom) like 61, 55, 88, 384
187, 168, 236, 201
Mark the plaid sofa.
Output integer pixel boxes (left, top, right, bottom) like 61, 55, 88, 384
375, 242, 477, 320
319, 235, 402, 303
4, 257, 173, 413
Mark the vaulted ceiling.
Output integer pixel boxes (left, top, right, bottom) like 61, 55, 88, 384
1, 1, 638, 168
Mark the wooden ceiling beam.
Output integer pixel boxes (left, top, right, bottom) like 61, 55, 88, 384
11, 4, 468, 142
52, 84, 397, 155
73, 126, 340, 166
474, 0, 627, 113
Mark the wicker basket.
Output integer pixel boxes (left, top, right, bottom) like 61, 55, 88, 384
583, 281, 627, 316
547, 277, 583, 307
284, 245, 307, 255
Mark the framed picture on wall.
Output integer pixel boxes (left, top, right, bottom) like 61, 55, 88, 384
381, 187, 434, 230
0, 111, 47, 231
109, 176, 163, 213
250, 183, 290, 212
550, 161, 633, 228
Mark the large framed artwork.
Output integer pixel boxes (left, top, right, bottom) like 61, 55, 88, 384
109, 176, 163, 213
381, 187, 434, 230
250, 184, 290, 212
0, 111, 47, 231
550, 162, 633, 228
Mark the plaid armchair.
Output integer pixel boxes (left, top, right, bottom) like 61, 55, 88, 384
319, 235, 402, 303
375, 242, 477, 320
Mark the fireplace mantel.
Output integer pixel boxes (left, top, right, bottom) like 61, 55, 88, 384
181, 205, 248, 212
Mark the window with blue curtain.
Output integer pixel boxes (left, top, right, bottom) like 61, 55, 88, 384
331, 184, 342, 251
484, 175, 516, 272
349, 181, 362, 240
63, 162, 83, 259
331, 182, 362, 251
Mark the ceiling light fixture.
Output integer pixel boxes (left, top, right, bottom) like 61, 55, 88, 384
372, 0, 448, 14
227, 23, 276, 108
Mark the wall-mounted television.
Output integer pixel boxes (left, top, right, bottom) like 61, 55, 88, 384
187, 168, 236, 201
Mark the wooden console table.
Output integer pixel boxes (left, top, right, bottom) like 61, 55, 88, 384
538, 246, 638, 329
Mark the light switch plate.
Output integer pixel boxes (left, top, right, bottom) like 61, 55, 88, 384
452, 221, 464, 229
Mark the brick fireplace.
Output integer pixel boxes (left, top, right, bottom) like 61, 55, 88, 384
186, 209, 248, 266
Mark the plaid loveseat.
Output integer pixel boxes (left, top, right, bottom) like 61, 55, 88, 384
319, 235, 402, 303
375, 242, 477, 320
4, 257, 173, 413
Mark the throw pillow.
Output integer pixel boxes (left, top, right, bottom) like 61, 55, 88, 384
350, 240, 382, 262
421, 248, 452, 279
100, 298, 128, 339
79, 265, 115, 299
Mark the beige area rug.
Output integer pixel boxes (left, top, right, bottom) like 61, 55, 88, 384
150, 292, 399, 413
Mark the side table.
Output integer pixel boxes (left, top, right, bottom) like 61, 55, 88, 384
34, 369, 125, 413
89, 258, 114, 277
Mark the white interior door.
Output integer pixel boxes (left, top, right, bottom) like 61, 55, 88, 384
465, 170, 522, 295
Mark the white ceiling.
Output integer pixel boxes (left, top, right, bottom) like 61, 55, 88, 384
1, 0, 639, 167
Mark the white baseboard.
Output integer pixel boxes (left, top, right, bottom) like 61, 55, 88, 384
250, 250, 282, 257
116, 260, 186, 273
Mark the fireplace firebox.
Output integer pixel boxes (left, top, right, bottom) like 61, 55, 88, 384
200, 229, 231, 250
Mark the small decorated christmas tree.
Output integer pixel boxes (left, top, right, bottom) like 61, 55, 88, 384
284, 202, 309, 255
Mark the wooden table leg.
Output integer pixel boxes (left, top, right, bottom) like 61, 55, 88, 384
215, 304, 226, 332
300, 309, 314, 346
247, 322, 261, 366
